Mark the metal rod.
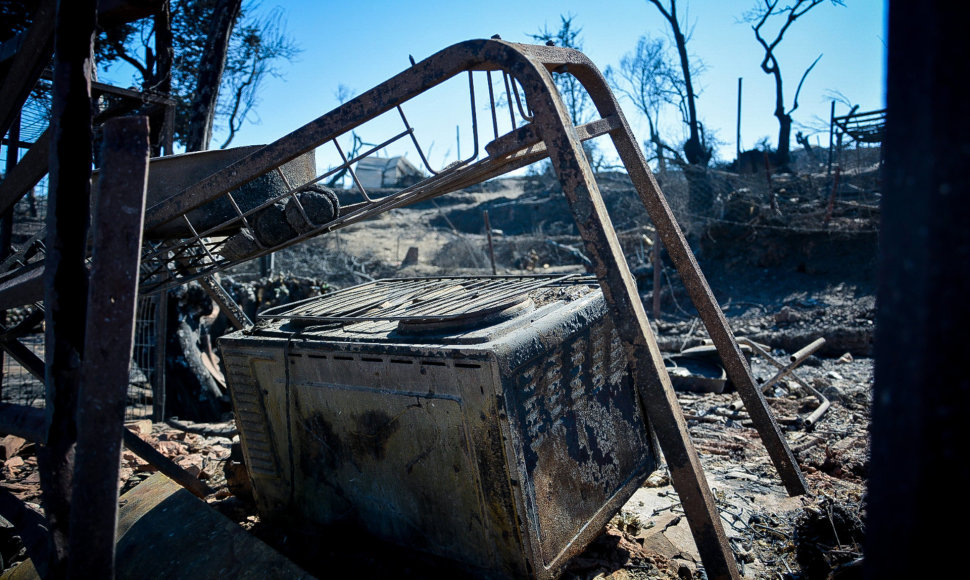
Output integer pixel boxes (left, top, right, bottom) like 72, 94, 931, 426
153, 291, 167, 422
199, 275, 253, 331
486, 70, 500, 140
397, 105, 438, 176
520, 54, 740, 578
121, 429, 213, 499
69, 116, 150, 580
484, 210, 497, 275
502, 72, 516, 128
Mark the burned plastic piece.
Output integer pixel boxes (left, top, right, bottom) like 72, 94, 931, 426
284, 184, 340, 233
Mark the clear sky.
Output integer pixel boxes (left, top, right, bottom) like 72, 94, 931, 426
117, 1, 888, 169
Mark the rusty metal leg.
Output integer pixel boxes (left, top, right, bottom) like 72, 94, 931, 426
606, 123, 808, 497
68, 117, 151, 578
199, 275, 253, 330
40, 0, 98, 573
529, 90, 740, 579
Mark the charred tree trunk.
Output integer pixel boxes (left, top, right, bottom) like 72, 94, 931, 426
772, 67, 792, 170
184, 0, 242, 152
147, 0, 173, 156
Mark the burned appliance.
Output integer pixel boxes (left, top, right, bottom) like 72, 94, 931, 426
219, 275, 659, 579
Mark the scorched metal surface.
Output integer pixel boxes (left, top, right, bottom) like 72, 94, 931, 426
219, 275, 659, 579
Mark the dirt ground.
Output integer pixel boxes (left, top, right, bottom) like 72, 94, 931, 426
1, 156, 877, 578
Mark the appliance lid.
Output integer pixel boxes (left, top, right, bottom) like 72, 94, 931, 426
254, 274, 599, 343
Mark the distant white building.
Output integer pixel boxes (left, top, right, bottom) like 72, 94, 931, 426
355, 156, 423, 188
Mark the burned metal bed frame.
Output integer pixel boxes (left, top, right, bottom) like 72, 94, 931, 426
0, 33, 809, 579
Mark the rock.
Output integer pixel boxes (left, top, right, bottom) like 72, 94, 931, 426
644, 470, 670, 488
837, 352, 854, 363
0, 435, 27, 461
774, 306, 802, 323
125, 420, 153, 437
826, 370, 844, 380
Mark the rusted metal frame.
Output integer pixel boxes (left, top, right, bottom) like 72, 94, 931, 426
153, 291, 167, 420
68, 117, 151, 578
40, 0, 99, 574
0, 95, 141, 220
0, 402, 47, 442
0, 325, 212, 503
535, 44, 808, 498
498, 42, 740, 580
141, 40, 509, 233
120, 429, 213, 498
0, 0, 55, 141
0, 260, 44, 315
1, 112, 20, 261
199, 275, 253, 331
0, 128, 51, 218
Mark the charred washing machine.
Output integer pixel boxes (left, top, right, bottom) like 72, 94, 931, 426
219, 275, 659, 579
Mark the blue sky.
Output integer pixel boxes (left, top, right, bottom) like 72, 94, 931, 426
105, 1, 886, 168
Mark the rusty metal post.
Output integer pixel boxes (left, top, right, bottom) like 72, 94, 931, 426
153, 292, 168, 421
40, 0, 98, 574
2, 112, 20, 259
199, 275, 253, 330
484, 209, 497, 275
652, 232, 662, 320
521, 64, 740, 580
0, 112, 19, 398
68, 116, 150, 579
587, 84, 808, 498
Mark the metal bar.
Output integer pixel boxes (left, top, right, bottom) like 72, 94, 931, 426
121, 429, 213, 499
0, 127, 49, 218
152, 292, 167, 421
484, 210, 497, 275
40, 0, 98, 573
0, 0, 55, 140
514, 50, 740, 579
502, 72, 517, 129
396, 105, 438, 176
0, 402, 47, 442
486, 71, 500, 140
584, 66, 809, 498
69, 116, 150, 580
2, 111, 20, 260
0, 488, 51, 577
199, 275, 253, 331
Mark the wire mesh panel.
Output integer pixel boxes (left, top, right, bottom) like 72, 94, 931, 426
0, 297, 163, 421
0, 333, 45, 409
127, 295, 160, 421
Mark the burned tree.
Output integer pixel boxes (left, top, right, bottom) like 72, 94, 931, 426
646, 0, 710, 167
97, 0, 298, 152
747, 0, 841, 170
609, 35, 683, 177
645, 0, 718, 244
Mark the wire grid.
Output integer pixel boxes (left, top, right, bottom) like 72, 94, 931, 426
0, 297, 160, 420
0, 333, 45, 408
126, 295, 158, 421
136, 68, 567, 294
